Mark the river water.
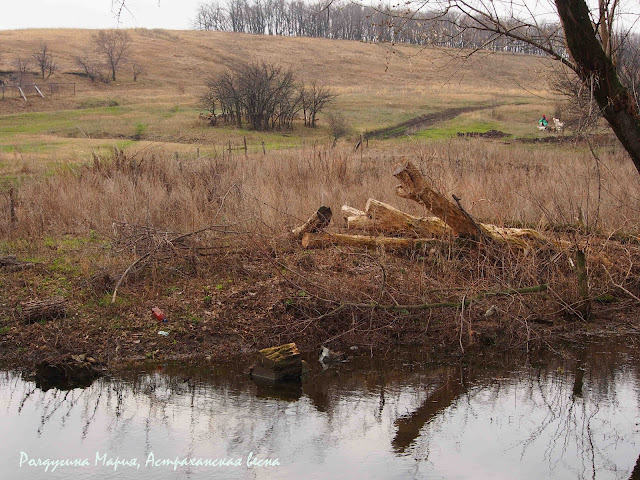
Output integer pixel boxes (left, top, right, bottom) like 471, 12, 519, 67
1, 340, 640, 480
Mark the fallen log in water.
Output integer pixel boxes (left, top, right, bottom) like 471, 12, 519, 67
32, 353, 104, 391
250, 342, 304, 382
302, 232, 446, 251
342, 198, 451, 237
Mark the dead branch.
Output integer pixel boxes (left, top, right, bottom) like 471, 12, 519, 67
302, 232, 447, 250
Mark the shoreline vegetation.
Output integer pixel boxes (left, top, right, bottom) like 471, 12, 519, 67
0, 29, 639, 374
1, 143, 638, 373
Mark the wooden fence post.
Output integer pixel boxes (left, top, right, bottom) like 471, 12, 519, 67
9, 188, 16, 227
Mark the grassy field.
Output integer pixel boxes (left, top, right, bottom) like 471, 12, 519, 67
0, 29, 639, 370
0, 29, 556, 169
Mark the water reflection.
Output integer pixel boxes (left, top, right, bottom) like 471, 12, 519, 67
1, 341, 640, 479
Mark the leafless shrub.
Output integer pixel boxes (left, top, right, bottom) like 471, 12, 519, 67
13, 57, 30, 84
33, 41, 56, 80
75, 55, 108, 84
301, 81, 336, 128
205, 63, 335, 130
131, 62, 144, 82
550, 66, 601, 134
327, 112, 350, 146
93, 30, 131, 82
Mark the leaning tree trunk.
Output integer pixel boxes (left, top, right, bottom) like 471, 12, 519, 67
555, 0, 640, 176
394, 161, 480, 237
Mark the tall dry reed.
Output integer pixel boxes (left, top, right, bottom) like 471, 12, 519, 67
1, 139, 638, 239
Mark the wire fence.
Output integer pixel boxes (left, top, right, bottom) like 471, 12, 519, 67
1, 82, 76, 100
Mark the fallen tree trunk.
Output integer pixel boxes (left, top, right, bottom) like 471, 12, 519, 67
343, 199, 451, 237
341, 205, 365, 219
394, 161, 480, 237
302, 232, 445, 251
394, 161, 568, 250
21, 296, 66, 324
292, 206, 332, 238
478, 223, 568, 249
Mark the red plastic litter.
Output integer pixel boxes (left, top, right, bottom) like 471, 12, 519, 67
151, 307, 167, 322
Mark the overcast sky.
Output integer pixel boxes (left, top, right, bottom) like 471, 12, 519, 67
0, 0, 203, 30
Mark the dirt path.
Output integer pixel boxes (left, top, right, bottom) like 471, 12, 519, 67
365, 105, 493, 139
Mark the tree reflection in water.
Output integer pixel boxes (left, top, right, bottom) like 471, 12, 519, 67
0, 342, 639, 479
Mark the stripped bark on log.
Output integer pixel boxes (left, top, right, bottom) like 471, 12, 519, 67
341, 205, 365, 219
302, 232, 446, 251
292, 206, 332, 238
343, 198, 451, 237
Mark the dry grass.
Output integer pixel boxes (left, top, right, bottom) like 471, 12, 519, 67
0, 30, 639, 365
2, 139, 637, 238
0, 140, 638, 365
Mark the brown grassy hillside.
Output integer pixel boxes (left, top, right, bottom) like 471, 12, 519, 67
0, 28, 551, 116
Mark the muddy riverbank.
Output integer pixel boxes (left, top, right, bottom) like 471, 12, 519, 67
1, 234, 639, 374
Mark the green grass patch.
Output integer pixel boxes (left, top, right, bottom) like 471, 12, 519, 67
77, 98, 123, 109
414, 118, 503, 140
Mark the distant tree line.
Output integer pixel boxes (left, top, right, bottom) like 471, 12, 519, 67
193, 0, 563, 56
201, 62, 335, 130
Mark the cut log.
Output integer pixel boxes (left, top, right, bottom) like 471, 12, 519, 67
345, 214, 370, 230
292, 206, 332, 238
21, 296, 66, 324
345, 199, 452, 237
341, 205, 365, 219
250, 342, 303, 382
302, 232, 445, 251
477, 223, 568, 249
0, 255, 34, 271
341, 205, 366, 228
394, 161, 480, 237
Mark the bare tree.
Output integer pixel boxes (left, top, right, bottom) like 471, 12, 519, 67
327, 112, 350, 146
388, 0, 640, 176
204, 62, 319, 130
301, 81, 336, 127
131, 62, 144, 82
75, 55, 105, 84
93, 30, 131, 82
33, 41, 56, 80
13, 57, 30, 84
